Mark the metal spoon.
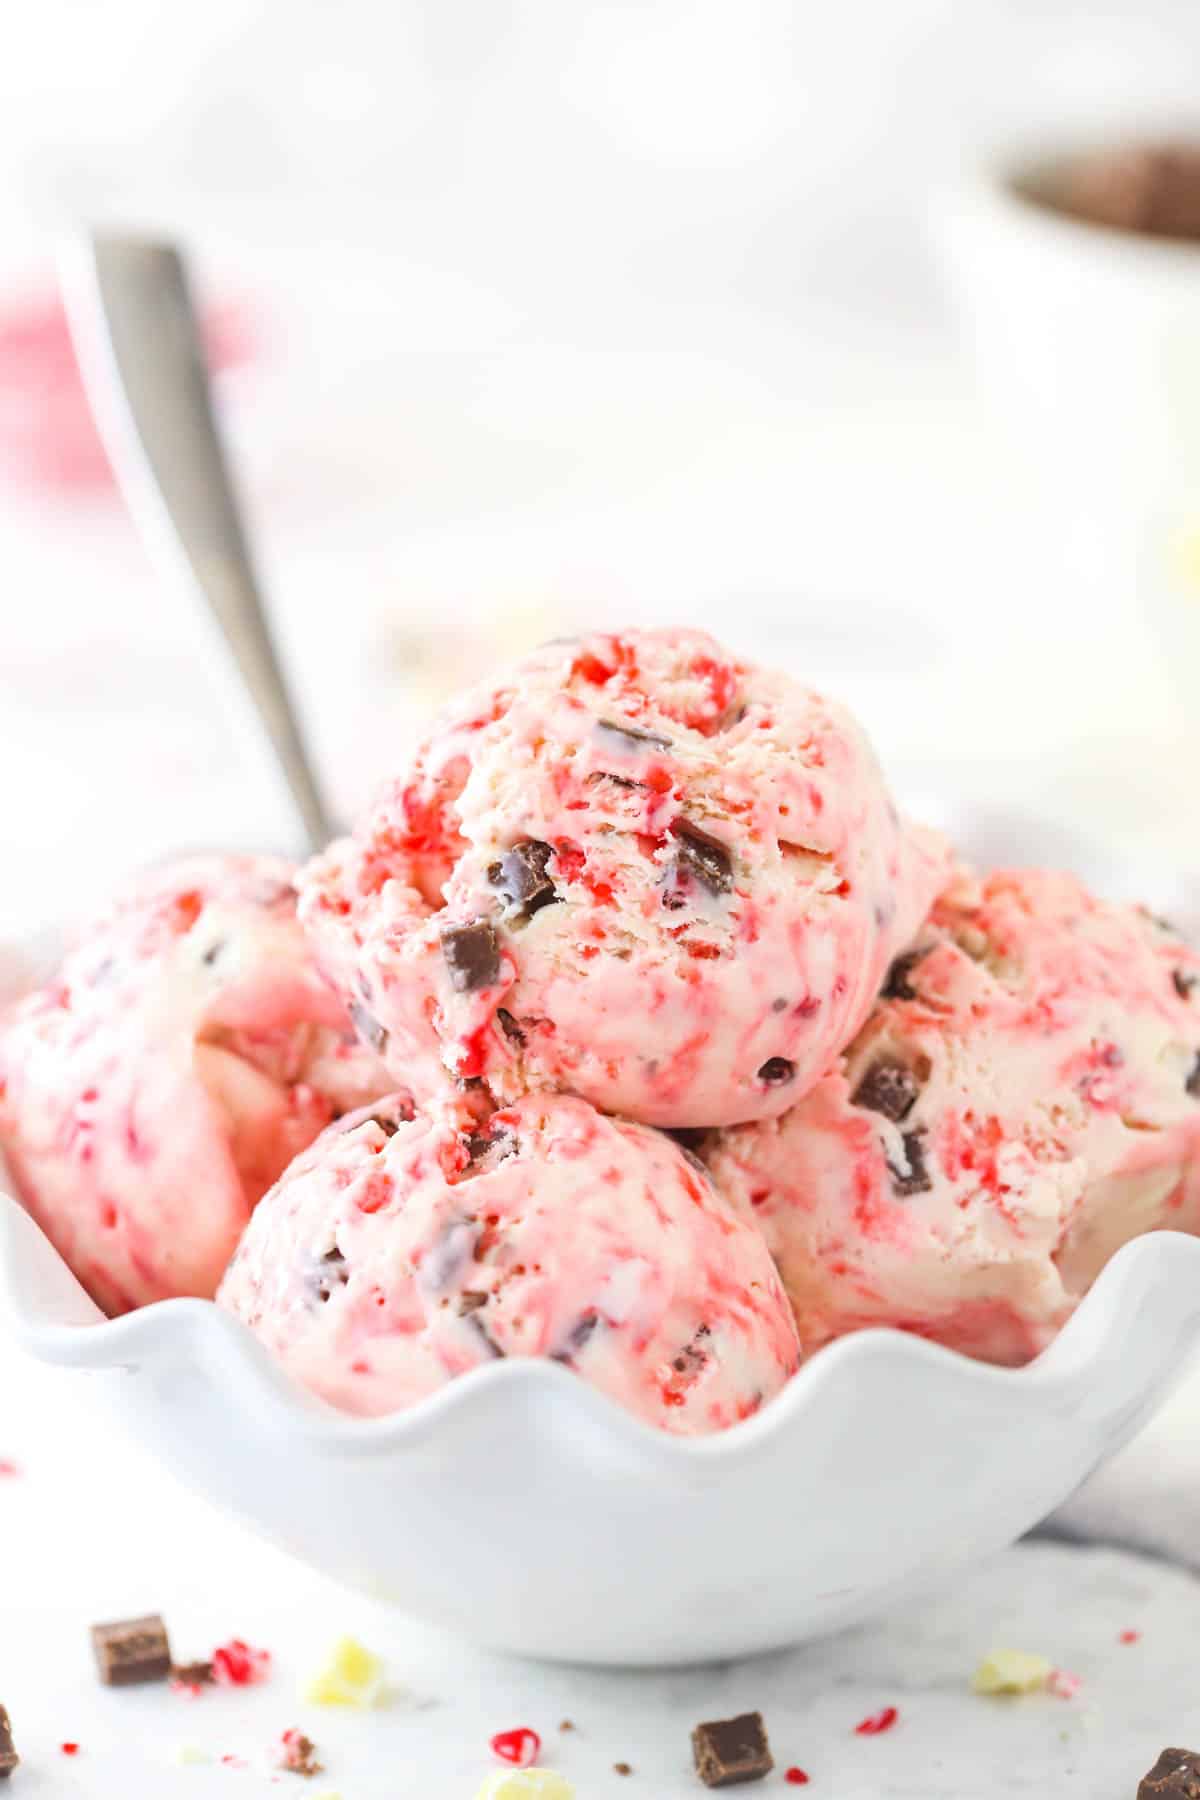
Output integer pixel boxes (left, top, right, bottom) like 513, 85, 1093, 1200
60, 232, 336, 856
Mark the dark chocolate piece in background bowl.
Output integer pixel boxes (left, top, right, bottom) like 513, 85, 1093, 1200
91, 1613, 172, 1686
1138, 1748, 1200, 1799
0, 1706, 17, 1779
691, 1712, 774, 1788
1055, 143, 1200, 243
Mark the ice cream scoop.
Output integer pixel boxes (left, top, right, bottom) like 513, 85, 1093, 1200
0, 854, 389, 1314
299, 628, 947, 1128
218, 1087, 800, 1434
705, 867, 1200, 1364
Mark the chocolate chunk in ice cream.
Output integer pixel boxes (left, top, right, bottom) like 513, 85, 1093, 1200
881, 947, 929, 1001
757, 1057, 796, 1087
669, 822, 734, 899
888, 1128, 932, 1197
348, 999, 389, 1054
488, 840, 559, 920
440, 921, 501, 993
853, 1059, 920, 1123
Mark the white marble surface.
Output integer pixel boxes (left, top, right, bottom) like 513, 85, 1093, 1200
2, 1396, 1196, 1800
0, 1338, 1196, 1800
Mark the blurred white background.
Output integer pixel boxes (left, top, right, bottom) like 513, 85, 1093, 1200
4, 11, 1200, 1789
0, 0, 1198, 924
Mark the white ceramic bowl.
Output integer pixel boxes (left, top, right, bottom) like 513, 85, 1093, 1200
4, 803, 1200, 1666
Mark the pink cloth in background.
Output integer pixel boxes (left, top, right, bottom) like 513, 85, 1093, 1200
0, 283, 260, 496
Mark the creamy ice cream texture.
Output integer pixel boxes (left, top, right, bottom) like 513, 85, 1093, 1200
0, 855, 389, 1315
218, 1088, 800, 1434
299, 628, 947, 1128
706, 868, 1200, 1365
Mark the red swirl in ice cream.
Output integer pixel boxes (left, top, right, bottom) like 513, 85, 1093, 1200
299, 629, 947, 1127
706, 868, 1200, 1364
0, 855, 390, 1315
218, 1088, 800, 1433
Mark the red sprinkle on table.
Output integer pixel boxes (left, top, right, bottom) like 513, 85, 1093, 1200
1119, 1629, 1141, 1644
211, 1639, 272, 1687
785, 1769, 810, 1785
490, 1728, 541, 1768
1047, 1669, 1081, 1700
0, 1460, 19, 1477
60, 1743, 79, 1756
854, 1707, 898, 1736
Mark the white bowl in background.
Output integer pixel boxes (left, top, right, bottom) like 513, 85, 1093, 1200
932, 126, 1200, 773
934, 129, 1200, 543
3, 803, 1200, 1666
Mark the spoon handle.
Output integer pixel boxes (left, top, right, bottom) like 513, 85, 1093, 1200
61, 232, 335, 856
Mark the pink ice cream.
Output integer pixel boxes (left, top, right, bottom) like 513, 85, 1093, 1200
0, 855, 390, 1315
299, 629, 947, 1128
217, 1088, 800, 1434
705, 868, 1200, 1365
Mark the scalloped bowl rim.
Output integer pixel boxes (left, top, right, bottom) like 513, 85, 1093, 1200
5, 1186, 1200, 1466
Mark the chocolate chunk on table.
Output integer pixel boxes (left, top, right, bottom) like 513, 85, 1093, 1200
91, 1614, 172, 1686
170, 1660, 215, 1687
691, 1712, 774, 1788
441, 921, 501, 993
0, 1706, 18, 1779
669, 821, 734, 898
488, 839, 559, 919
853, 1058, 920, 1123
1138, 1748, 1200, 1799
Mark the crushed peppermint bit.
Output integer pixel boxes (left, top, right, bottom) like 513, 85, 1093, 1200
972, 1650, 1054, 1695
1120, 1629, 1142, 1645
854, 1707, 898, 1736
60, 1742, 80, 1756
275, 1730, 323, 1778
303, 1637, 385, 1709
475, 1774, 575, 1799
174, 1744, 212, 1766
212, 1639, 271, 1688
785, 1771, 810, 1787
1048, 1669, 1082, 1700
491, 1728, 541, 1768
